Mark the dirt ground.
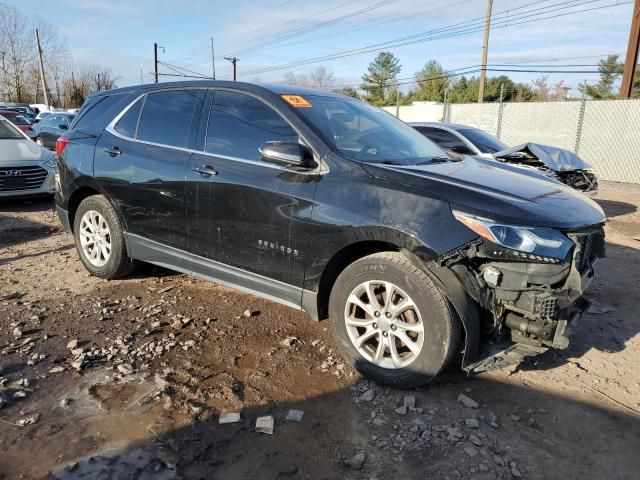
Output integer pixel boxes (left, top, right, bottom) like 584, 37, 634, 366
1, 181, 639, 480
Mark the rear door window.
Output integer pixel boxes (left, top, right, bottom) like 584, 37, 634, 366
73, 94, 127, 131
205, 90, 298, 161
136, 90, 200, 148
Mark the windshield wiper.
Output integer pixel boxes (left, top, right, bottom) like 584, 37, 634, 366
416, 156, 456, 165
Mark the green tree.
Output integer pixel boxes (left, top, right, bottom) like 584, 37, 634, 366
634, 67, 640, 98
413, 60, 449, 101
361, 52, 401, 106
579, 54, 623, 99
333, 87, 360, 98
448, 75, 533, 103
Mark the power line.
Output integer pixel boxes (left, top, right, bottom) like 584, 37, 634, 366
228, 0, 396, 57
234, 0, 630, 78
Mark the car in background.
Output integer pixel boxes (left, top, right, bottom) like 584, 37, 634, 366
410, 122, 598, 194
0, 103, 37, 122
0, 115, 56, 199
32, 112, 76, 149
0, 110, 36, 139
35, 111, 52, 123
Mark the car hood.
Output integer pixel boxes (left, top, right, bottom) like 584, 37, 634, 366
361, 156, 605, 230
493, 143, 592, 171
0, 139, 54, 164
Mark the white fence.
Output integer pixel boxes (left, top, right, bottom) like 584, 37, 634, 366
384, 99, 640, 184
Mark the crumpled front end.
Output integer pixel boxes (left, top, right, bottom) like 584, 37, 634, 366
435, 225, 605, 372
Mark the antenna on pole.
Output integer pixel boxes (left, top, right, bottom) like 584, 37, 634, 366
211, 37, 216, 79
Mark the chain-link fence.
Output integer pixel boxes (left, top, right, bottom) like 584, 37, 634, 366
384, 99, 640, 184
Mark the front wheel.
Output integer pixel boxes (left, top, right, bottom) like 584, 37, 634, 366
328, 252, 459, 387
73, 195, 134, 279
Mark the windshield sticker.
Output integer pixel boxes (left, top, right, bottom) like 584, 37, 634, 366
281, 95, 312, 108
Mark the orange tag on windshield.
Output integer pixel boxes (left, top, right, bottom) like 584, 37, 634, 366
281, 95, 312, 108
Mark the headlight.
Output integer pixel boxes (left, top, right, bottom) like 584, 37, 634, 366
42, 156, 57, 169
452, 210, 573, 261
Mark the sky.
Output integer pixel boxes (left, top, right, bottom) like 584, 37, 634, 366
7, 0, 636, 95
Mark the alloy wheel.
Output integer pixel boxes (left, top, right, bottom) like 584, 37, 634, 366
79, 210, 112, 267
344, 280, 424, 369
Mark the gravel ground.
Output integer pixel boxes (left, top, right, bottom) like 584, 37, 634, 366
1, 181, 639, 480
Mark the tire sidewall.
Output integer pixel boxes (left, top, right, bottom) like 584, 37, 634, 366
329, 255, 453, 386
73, 196, 127, 278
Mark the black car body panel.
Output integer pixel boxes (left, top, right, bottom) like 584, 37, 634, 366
55, 81, 607, 373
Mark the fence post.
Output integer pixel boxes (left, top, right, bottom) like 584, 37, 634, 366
574, 98, 587, 154
496, 97, 505, 139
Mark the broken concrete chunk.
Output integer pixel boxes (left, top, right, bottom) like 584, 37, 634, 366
12, 327, 23, 339
286, 409, 304, 422
117, 363, 134, 375
469, 434, 483, 446
255, 415, 274, 434
219, 412, 241, 424
487, 411, 500, 428
344, 452, 366, 470
49, 366, 65, 374
16, 413, 40, 426
358, 388, 375, 402
464, 446, 479, 458
403, 395, 416, 409
395, 405, 408, 416
458, 394, 479, 408
465, 418, 480, 429
66, 339, 79, 350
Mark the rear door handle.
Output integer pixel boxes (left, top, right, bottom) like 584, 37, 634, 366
104, 147, 122, 157
192, 165, 218, 177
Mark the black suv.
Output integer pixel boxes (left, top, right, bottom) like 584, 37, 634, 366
55, 81, 606, 386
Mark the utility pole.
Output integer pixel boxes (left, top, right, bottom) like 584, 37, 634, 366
211, 37, 216, 79
154, 42, 159, 83
621, 0, 640, 98
225, 56, 238, 81
35, 28, 50, 108
478, 0, 493, 103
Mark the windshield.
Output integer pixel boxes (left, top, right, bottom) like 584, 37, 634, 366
0, 112, 30, 125
458, 128, 508, 154
0, 118, 25, 139
292, 95, 447, 165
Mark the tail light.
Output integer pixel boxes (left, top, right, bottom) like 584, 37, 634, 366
56, 135, 69, 158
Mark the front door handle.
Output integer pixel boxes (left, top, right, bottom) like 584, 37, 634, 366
104, 146, 122, 157
192, 165, 218, 177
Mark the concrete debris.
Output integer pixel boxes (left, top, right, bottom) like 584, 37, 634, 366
395, 405, 408, 415
117, 363, 134, 376
280, 336, 299, 347
49, 366, 65, 374
510, 462, 523, 478
465, 418, 480, 429
464, 446, 479, 458
256, 415, 274, 434
403, 395, 416, 409
458, 394, 479, 409
286, 409, 304, 422
344, 452, 366, 470
469, 434, 483, 447
487, 411, 500, 428
243, 309, 257, 317
66, 339, 79, 350
358, 388, 375, 402
12, 327, 23, 338
59, 398, 73, 408
219, 412, 241, 424
16, 413, 40, 426
447, 427, 463, 441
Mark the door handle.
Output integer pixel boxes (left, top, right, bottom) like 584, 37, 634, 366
104, 146, 122, 157
192, 165, 218, 177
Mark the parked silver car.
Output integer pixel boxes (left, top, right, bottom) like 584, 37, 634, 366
0, 116, 56, 199
411, 122, 598, 194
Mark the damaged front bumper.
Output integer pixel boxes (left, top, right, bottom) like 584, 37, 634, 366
435, 226, 605, 373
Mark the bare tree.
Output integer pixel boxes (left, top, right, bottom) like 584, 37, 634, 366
283, 66, 335, 88
531, 75, 551, 101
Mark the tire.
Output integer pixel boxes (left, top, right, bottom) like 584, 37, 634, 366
73, 194, 134, 279
329, 252, 459, 387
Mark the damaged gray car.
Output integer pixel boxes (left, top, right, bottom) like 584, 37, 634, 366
411, 122, 598, 194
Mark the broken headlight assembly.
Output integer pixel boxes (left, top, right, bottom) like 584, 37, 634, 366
452, 211, 573, 263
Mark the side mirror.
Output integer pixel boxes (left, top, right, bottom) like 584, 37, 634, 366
59, 124, 68, 130
259, 141, 315, 169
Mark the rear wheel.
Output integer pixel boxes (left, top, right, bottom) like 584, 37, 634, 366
329, 252, 459, 387
73, 195, 134, 279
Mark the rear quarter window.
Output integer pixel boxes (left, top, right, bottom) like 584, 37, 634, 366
72, 93, 131, 133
